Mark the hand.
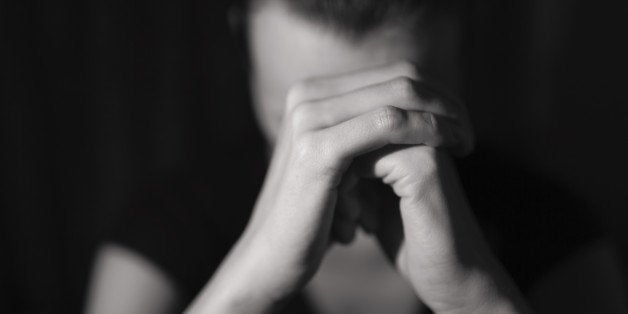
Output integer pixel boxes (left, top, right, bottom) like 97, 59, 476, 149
352, 146, 531, 313
186, 61, 471, 313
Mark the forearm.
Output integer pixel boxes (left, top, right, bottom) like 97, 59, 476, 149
186, 164, 335, 314
185, 231, 288, 314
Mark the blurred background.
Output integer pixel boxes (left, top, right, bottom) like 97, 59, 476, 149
2, 0, 627, 313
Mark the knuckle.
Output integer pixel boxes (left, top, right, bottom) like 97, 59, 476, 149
375, 105, 405, 133
286, 79, 314, 110
293, 133, 342, 174
388, 147, 440, 196
390, 76, 418, 101
393, 60, 421, 80
289, 101, 315, 131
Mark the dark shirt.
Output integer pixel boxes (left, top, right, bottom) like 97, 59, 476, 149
108, 138, 602, 312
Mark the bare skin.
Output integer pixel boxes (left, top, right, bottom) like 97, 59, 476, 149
185, 53, 530, 312
85, 1, 628, 313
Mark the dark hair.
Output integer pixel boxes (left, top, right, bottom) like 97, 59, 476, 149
245, 0, 462, 39
229, 0, 464, 71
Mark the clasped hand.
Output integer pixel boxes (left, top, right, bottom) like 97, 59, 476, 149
190, 61, 531, 314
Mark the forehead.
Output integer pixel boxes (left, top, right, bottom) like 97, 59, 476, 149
247, 0, 428, 94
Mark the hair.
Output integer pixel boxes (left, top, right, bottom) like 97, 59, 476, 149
245, 0, 462, 38
229, 0, 464, 72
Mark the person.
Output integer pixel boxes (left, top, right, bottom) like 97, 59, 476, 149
85, 0, 628, 313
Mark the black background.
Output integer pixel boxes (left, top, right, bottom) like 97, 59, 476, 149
2, 0, 628, 313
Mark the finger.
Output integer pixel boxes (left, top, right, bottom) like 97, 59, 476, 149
287, 60, 422, 106
293, 77, 464, 131
314, 106, 459, 163
352, 145, 411, 180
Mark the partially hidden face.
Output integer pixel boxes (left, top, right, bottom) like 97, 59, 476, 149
246, 0, 460, 146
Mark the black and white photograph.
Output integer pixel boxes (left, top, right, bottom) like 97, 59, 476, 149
2, 0, 628, 313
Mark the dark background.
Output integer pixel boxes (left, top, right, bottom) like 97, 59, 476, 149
2, 0, 627, 313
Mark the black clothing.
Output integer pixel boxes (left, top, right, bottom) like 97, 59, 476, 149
109, 139, 602, 312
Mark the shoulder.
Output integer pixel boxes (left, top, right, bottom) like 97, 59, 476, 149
105, 139, 268, 299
